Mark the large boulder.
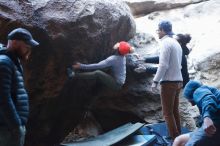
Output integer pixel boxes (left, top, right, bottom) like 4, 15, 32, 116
0, 0, 136, 145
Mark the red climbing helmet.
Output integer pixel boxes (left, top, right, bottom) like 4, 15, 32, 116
118, 41, 131, 55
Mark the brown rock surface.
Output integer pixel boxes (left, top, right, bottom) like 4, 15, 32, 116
0, 0, 136, 145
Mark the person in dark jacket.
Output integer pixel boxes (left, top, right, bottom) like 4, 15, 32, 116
0, 28, 39, 146
134, 33, 191, 88
173, 80, 220, 146
176, 34, 191, 87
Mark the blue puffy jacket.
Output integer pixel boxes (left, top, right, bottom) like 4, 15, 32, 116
0, 47, 29, 130
184, 80, 220, 124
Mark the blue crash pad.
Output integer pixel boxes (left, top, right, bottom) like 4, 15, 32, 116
60, 122, 190, 146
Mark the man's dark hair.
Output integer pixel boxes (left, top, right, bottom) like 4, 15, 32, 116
176, 34, 191, 45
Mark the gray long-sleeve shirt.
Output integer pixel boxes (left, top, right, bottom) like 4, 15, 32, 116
153, 35, 183, 82
80, 55, 126, 85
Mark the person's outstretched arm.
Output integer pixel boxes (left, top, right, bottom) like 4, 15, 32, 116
73, 56, 114, 70
144, 56, 159, 64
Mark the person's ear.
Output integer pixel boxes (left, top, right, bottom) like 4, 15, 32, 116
113, 42, 119, 50
161, 29, 166, 35
8, 40, 19, 49
130, 47, 135, 53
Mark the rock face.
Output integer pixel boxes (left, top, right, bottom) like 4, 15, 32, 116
0, 0, 136, 145
59, 0, 220, 144
1, 0, 218, 145
125, 0, 208, 16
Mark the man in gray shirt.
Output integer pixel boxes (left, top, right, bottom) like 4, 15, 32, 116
151, 20, 183, 140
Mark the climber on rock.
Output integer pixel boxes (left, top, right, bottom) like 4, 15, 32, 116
67, 41, 134, 91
